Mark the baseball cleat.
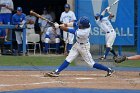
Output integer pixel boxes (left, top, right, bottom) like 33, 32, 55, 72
105, 69, 115, 77
45, 71, 59, 77
99, 56, 106, 60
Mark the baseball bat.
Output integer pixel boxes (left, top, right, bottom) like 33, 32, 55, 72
110, 0, 119, 7
30, 10, 54, 25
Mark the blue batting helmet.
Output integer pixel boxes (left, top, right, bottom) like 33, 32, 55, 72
64, 4, 70, 8
78, 16, 90, 28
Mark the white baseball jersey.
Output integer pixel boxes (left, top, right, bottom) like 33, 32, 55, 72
60, 11, 76, 23
0, 0, 14, 13
38, 14, 53, 27
45, 27, 60, 43
26, 15, 36, 28
96, 16, 116, 48
66, 23, 95, 67
96, 16, 114, 33
60, 11, 76, 44
46, 27, 60, 39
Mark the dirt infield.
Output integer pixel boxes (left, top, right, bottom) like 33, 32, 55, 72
0, 71, 140, 92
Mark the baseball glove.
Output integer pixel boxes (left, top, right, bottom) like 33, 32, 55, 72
114, 56, 127, 63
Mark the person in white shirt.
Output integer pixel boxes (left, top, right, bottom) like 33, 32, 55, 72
26, 11, 36, 40
38, 8, 53, 42
95, 7, 117, 60
44, 26, 61, 54
0, 0, 14, 40
46, 16, 114, 77
60, 4, 76, 55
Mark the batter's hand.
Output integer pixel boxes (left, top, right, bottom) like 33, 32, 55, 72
106, 6, 111, 12
54, 22, 59, 29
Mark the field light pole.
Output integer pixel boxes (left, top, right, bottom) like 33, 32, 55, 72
0, 25, 26, 56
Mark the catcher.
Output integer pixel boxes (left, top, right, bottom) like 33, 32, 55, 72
114, 55, 140, 63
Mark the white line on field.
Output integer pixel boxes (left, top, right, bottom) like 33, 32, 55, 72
0, 74, 105, 77
76, 77, 96, 80
1, 81, 140, 87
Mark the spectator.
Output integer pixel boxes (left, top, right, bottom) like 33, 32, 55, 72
48, 6, 56, 22
44, 26, 61, 54
0, 0, 14, 41
38, 8, 53, 42
12, 7, 26, 55
60, 4, 76, 55
26, 10, 36, 40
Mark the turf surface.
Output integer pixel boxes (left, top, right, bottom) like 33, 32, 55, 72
0, 55, 75, 66
0, 55, 140, 67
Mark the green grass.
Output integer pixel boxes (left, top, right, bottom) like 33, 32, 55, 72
0, 55, 75, 66
0, 55, 140, 68
117, 60, 140, 67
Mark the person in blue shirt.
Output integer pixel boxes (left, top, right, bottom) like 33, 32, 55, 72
12, 7, 26, 55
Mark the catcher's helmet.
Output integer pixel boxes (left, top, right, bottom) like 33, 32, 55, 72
64, 4, 70, 8
78, 16, 90, 29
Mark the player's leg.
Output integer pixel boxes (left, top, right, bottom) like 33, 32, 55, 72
109, 34, 117, 58
79, 43, 114, 76
55, 37, 60, 54
0, 14, 3, 25
3, 13, 12, 41
44, 35, 50, 54
0, 37, 5, 54
100, 33, 116, 60
15, 31, 22, 54
63, 31, 68, 54
67, 33, 74, 53
21, 32, 28, 54
46, 44, 79, 77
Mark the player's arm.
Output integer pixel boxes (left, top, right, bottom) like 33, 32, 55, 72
4, 1, 14, 11
107, 10, 114, 19
59, 13, 63, 23
59, 22, 76, 35
127, 55, 140, 60
100, 6, 112, 20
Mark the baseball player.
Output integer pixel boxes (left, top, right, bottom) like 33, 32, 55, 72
0, 0, 14, 40
26, 11, 36, 39
12, 7, 26, 55
38, 8, 53, 42
44, 26, 61, 54
60, 4, 76, 54
114, 55, 140, 63
46, 16, 114, 77
94, 7, 117, 60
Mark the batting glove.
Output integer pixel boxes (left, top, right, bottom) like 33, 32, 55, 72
54, 22, 59, 29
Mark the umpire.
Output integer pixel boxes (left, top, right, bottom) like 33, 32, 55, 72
12, 7, 26, 55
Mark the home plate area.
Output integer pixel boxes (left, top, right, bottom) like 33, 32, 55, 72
0, 71, 140, 92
